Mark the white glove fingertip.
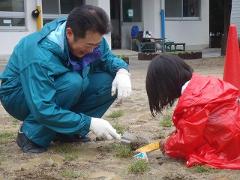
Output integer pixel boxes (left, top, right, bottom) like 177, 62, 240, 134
118, 89, 124, 99
108, 128, 121, 140
111, 86, 117, 96
126, 90, 132, 97
106, 134, 113, 140
123, 90, 129, 98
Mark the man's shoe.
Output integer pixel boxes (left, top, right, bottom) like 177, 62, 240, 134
16, 131, 47, 153
54, 134, 91, 143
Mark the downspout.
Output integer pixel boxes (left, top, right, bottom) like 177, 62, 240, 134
160, 0, 166, 51
160, 10, 165, 39
36, 0, 43, 30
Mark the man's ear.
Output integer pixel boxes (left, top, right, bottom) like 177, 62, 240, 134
66, 27, 74, 40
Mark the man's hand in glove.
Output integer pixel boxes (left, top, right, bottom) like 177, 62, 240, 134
90, 118, 121, 140
111, 68, 132, 100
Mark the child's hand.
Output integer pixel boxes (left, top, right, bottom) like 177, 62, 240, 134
167, 129, 176, 137
159, 139, 166, 154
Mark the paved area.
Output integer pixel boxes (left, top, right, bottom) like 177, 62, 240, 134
202, 48, 222, 58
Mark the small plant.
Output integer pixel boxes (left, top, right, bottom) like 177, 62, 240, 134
60, 170, 87, 179
113, 144, 133, 158
128, 160, 150, 174
192, 165, 212, 173
0, 131, 16, 144
112, 122, 126, 134
160, 113, 172, 127
107, 110, 124, 119
52, 144, 80, 161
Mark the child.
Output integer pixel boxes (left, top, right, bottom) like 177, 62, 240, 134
146, 54, 240, 169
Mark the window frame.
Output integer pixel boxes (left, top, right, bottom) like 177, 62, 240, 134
165, 0, 201, 21
42, 0, 85, 25
0, 0, 27, 31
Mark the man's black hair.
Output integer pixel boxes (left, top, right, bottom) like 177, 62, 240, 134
66, 5, 111, 38
146, 54, 193, 116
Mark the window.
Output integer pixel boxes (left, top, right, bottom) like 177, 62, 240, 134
42, 0, 85, 25
0, 0, 26, 30
165, 0, 200, 20
122, 0, 142, 22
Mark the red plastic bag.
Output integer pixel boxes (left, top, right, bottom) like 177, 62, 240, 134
164, 74, 240, 169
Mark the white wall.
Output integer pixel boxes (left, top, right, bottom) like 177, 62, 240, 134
231, 0, 240, 35
0, 1, 37, 55
121, 0, 161, 49
0, 0, 111, 56
142, 0, 161, 38
165, 0, 209, 50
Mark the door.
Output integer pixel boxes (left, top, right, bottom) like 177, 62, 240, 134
110, 0, 121, 49
209, 0, 224, 48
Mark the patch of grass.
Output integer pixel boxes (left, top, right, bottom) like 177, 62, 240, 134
60, 170, 87, 179
112, 122, 126, 134
0, 147, 5, 164
10, 117, 20, 125
192, 165, 213, 173
160, 114, 172, 127
128, 160, 150, 174
0, 131, 16, 144
52, 144, 80, 161
107, 110, 124, 119
113, 144, 133, 158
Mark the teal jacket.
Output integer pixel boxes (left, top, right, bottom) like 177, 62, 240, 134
0, 18, 128, 136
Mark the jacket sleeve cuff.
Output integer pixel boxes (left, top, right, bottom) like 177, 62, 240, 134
79, 115, 91, 137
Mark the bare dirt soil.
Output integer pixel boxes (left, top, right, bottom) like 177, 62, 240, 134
1, 56, 240, 180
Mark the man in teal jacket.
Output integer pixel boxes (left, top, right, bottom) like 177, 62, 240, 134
0, 5, 131, 153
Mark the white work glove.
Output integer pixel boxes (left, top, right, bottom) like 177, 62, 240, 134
111, 69, 132, 100
90, 118, 121, 140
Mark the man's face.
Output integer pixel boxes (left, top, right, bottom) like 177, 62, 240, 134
66, 27, 102, 58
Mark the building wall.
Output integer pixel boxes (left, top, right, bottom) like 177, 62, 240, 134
0, 0, 111, 56
121, 0, 161, 49
142, 0, 161, 38
0, 0, 211, 55
0, 1, 37, 56
165, 0, 209, 50
231, 0, 240, 35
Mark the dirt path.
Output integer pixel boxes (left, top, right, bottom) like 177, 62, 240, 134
1, 56, 240, 180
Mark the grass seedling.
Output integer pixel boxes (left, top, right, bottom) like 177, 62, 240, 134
128, 160, 150, 174
192, 165, 213, 173
52, 144, 80, 161
60, 169, 87, 179
113, 144, 133, 158
107, 110, 124, 119
160, 113, 172, 127
0, 131, 16, 144
112, 122, 126, 134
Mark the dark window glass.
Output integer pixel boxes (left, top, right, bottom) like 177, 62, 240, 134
60, 0, 84, 14
183, 0, 200, 17
0, 0, 24, 12
165, 0, 200, 18
42, 0, 59, 14
43, 19, 54, 25
165, 0, 182, 17
122, 0, 142, 22
0, 18, 25, 26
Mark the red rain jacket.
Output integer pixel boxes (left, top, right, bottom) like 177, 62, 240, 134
164, 74, 240, 169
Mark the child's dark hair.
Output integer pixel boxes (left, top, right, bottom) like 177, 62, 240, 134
146, 54, 193, 116
66, 5, 111, 39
